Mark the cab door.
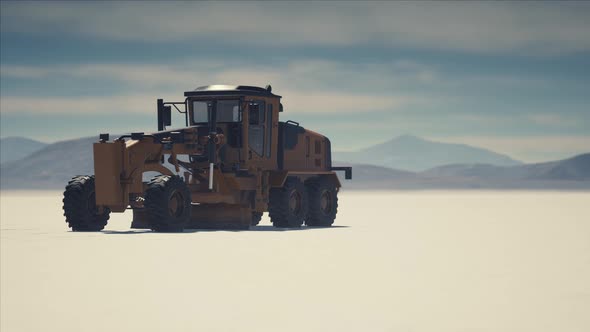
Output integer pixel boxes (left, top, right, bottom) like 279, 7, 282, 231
247, 100, 265, 159
246, 99, 276, 170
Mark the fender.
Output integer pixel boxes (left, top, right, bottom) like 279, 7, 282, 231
269, 170, 342, 188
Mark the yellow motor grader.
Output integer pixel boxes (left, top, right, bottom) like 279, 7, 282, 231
63, 85, 351, 232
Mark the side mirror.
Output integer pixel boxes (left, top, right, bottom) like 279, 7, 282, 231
163, 106, 172, 126
157, 99, 172, 131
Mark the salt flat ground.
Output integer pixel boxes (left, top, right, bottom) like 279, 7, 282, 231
1, 191, 589, 332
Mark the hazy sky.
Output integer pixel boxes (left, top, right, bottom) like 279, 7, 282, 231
1, 1, 589, 162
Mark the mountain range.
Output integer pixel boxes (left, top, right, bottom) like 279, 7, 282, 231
333, 134, 522, 171
0, 137, 48, 164
341, 153, 590, 190
1, 136, 96, 189
0, 135, 588, 190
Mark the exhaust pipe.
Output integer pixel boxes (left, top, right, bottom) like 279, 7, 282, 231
207, 101, 218, 191
209, 163, 214, 190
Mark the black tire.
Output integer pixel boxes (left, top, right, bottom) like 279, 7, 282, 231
269, 177, 307, 228
63, 175, 110, 231
251, 212, 263, 226
130, 208, 151, 229
144, 175, 191, 232
305, 177, 338, 227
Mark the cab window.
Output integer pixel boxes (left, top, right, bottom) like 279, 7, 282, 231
217, 100, 240, 122
248, 101, 265, 156
192, 101, 210, 123
248, 102, 265, 125
192, 100, 240, 124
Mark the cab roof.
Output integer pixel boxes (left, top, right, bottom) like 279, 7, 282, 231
184, 85, 281, 98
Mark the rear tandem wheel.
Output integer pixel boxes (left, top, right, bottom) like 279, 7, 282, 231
305, 177, 338, 227
268, 177, 308, 228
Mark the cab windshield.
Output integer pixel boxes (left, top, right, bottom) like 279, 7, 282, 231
192, 100, 241, 124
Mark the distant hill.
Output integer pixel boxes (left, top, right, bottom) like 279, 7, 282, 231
524, 153, 590, 181
0, 135, 588, 190
0, 137, 48, 164
333, 135, 522, 172
340, 153, 590, 190
423, 153, 590, 182
0, 137, 96, 189
0, 135, 167, 190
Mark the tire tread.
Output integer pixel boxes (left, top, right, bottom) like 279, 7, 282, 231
63, 175, 110, 231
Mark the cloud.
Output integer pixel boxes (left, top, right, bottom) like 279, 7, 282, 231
2, 2, 589, 55
1, 59, 432, 114
281, 91, 414, 114
0, 94, 175, 115
0, 65, 53, 79
1, 58, 438, 90
528, 114, 581, 127
1, 63, 214, 89
0, 92, 413, 116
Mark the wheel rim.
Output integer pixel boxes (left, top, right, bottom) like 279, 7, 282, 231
289, 190, 302, 215
168, 191, 185, 217
320, 190, 333, 215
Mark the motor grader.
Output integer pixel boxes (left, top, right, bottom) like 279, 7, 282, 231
63, 85, 352, 232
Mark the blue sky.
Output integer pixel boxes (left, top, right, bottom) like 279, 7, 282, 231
1, 1, 589, 162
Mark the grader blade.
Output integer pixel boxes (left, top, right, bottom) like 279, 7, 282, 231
130, 209, 150, 229
130, 204, 251, 230
188, 204, 251, 230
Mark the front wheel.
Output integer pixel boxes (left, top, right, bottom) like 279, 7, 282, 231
63, 175, 110, 231
144, 175, 191, 232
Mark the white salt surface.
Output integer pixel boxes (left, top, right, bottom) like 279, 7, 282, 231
1, 190, 589, 332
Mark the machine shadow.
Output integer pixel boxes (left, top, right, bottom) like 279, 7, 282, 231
101, 225, 349, 235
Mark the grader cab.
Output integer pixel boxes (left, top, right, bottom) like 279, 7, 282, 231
63, 85, 352, 232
